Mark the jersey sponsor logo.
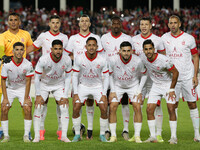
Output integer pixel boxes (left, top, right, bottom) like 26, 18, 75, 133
152, 70, 163, 78
46, 71, 62, 79
117, 71, 134, 81
169, 47, 183, 58
10, 75, 25, 83
83, 69, 99, 78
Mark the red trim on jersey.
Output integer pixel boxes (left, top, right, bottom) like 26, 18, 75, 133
35, 71, 42, 74
141, 33, 152, 39
64, 49, 71, 53
50, 52, 62, 63
73, 69, 80, 72
1, 76, 7, 79
120, 54, 132, 64
147, 53, 158, 63
170, 31, 184, 38
12, 58, 23, 67
142, 68, 147, 74
97, 48, 104, 52
85, 52, 98, 61
32, 43, 39, 49
26, 74, 34, 77
109, 71, 113, 74
157, 49, 165, 52
191, 47, 198, 55
79, 32, 91, 38
49, 31, 60, 36
65, 69, 72, 73
168, 65, 175, 71
110, 32, 122, 39
103, 70, 109, 74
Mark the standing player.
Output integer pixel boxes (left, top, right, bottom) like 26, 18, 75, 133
141, 39, 179, 144
26, 15, 69, 140
108, 41, 147, 143
162, 15, 200, 142
101, 16, 134, 140
0, 12, 33, 139
132, 17, 165, 142
72, 37, 109, 142
66, 14, 103, 139
1, 42, 34, 142
33, 40, 72, 143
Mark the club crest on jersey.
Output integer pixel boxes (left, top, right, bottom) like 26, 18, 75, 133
132, 67, 135, 71
21, 38, 24, 42
23, 69, 27, 73
191, 89, 196, 97
96, 64, 100, 68
62, 65, 65, 69
157, 67, 160, 70
182, 41, 185, 45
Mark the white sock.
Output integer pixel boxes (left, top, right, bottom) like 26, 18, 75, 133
57, 104, 62, 131
33, 105, 43, 139
169, 120, 177, 139
24, 120, 32, 136
1, 120, 9, 137
175, 108, 178, 119
100, 118, 108, 135
40, 103, 47, 130
122, 105, 129, 132
86, 105, 94, 130
72, 116, 81, 135
105, 106, 110, 131
147, 120, 156, 138
60, 105, 69, 138
190, 108, 200, 137
109, 123, 116, 137
155, 106, 163, 136
134, 122, 142, 137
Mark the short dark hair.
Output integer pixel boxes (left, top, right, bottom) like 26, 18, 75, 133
13, 42, 24, 49
52, 39, 63, 47
86, 37, 97, 44
120, 41, 132, 49
111, 15, 121, 22
50, 15, 60, 21
8, 12, 20, 20
140, 17, 151, 24
143, 39, 154, 48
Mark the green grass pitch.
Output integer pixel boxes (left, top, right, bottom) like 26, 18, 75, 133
0, 98, 200, 150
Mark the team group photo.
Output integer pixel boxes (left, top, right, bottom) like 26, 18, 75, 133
0, 0, 200, 149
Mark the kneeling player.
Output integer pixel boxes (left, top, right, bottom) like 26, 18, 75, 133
108, 41, 147, 143
141, 39, 179, 144
1, 42, 34, 142
33, 40, 72, 142
72, 37, 109, 142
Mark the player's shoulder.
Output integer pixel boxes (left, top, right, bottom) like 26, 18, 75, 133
108, 54, 118, 63
161, 32, 170, 39
19, 29, 31, 35
151, 33, 161, 39
132, 34, 140, 40
62, 53, 71, 61
182, 32, 195, 40
59, 32, 68, 38
68, 34, 78, 40
23, 58, 32, 65
101, 32, 110, 39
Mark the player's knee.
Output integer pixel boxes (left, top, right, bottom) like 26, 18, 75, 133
146, 106, 154, 115
23, 106, 32, 114
133, 103, 141, 113
168, 106, 175, 115
109, 103, 118, 112
1, 106, 9, 115
188, 101, 196, 109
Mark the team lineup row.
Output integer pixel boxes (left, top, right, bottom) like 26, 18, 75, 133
0, 13, 199, 144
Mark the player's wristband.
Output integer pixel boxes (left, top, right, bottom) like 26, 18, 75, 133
169, 88, 175, 92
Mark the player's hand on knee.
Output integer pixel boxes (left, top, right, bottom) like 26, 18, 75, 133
100, 95, 107, 104
193, 76, 198, 88
59, 97, 69, 108
24, 97, 32, 107
136, 93, 142, 104
109, 92, 117, 103
1, 98, 10, 111
73, 94, 81, 105
168, 91, 176, 101
35, 95, 45, 108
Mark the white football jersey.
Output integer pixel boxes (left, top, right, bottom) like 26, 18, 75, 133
101, 32, 134, 59
132, 33, 165, 56
1, 58, 34, 90
141, 53, 174, 85
33, 31, 68, 55
66, 32, 103, 58
109, 54, 146, 88
73, 52, 108, 87
162, 32, 197, 81
35, 53, 72, 85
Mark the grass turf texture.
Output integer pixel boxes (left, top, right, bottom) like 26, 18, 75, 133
0, 98, 199, 150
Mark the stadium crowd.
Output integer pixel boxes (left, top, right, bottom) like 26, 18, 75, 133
0, 6, 200, 67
